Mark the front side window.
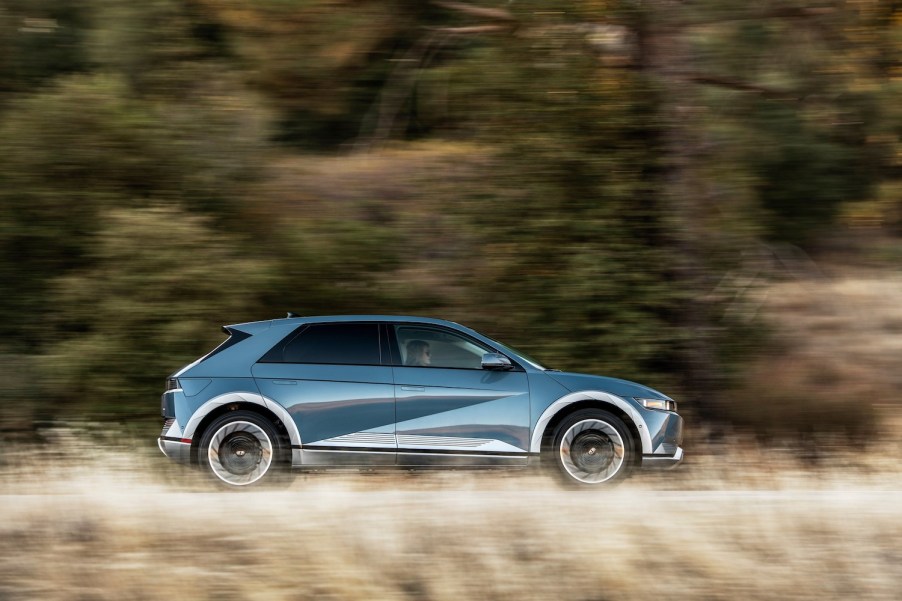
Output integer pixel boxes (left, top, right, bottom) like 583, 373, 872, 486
394, 325, 492, 370
264, 323, 381, 365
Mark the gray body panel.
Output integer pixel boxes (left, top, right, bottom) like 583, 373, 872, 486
393, 365, 530, 466
158, 315, 684, 472
251, 363, 395, 443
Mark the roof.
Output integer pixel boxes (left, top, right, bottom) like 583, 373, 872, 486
226, 314, 473, 334
280, 314, 463, 325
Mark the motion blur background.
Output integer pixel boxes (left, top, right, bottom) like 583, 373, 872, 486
1, 0, 900, 445
1, 2, 901, 600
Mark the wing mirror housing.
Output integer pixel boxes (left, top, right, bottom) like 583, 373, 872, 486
481, 353, 513, 370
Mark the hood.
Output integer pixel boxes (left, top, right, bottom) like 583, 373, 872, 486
545, 371, 671, 400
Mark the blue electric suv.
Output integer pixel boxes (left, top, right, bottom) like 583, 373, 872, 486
158, 315, 683, 487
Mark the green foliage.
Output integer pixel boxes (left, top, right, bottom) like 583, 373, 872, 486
746, 102, 874, 242
684, 1, 899, 245
261, 216, 405, 316
0, 0, 91, 93
196, 0, 435, 147
401, 27, 688, 393
88, 0, 230, 96
28, 206, 405, 420
42, 206, 277, 416
0, 74, 265, 347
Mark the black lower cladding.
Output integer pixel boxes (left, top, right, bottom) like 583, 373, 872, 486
302, 444, 529, 457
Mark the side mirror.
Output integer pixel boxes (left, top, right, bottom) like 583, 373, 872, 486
481, 353, 513, 370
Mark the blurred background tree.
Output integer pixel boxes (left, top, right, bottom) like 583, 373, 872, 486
0, 0, 898, 443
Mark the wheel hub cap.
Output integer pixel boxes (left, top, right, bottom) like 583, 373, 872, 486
219, 432, 263, 476
559, 419, 625, 484
571, 432, 615, 473
207, 421, 274, 486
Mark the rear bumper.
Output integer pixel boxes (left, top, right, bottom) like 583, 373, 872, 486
158, 416, 192, 463
158, 437, 192, 464
641, 446, 683, 469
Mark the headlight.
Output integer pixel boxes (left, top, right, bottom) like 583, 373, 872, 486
635, 397, 677, 412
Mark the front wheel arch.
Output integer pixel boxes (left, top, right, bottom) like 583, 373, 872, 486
540, 400, 642, 465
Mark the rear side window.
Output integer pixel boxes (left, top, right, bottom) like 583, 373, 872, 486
261, 323, 381, 365
203, 328, 251, 361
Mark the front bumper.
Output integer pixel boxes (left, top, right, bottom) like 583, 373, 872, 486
641, 446, 683, 469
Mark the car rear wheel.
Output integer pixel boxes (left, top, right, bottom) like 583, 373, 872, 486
198, 411, 290, 488
550, 409, 635, 488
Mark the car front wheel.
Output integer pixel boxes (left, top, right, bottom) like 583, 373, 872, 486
198, 411, 289, 488
550, 409, 635, 487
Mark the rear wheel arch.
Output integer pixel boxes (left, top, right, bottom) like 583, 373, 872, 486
190, 401, 290, 464
197, 409, 292, 487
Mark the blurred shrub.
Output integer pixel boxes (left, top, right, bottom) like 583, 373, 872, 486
88, 0, 228, 96
0, 0, 91, 93
0, 73, 264, 347
744, 101, 883, 244
41, 206, 277, 417
728, 348, 879, 443
261, 217, 404, 315
195, 0, 437, 147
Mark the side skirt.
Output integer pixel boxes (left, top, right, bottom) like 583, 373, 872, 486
297, 446, 535, 468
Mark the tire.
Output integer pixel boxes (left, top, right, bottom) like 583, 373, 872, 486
549, 409, 635, 488
197, 410, 291, 489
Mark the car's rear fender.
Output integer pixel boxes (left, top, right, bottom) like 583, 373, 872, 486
181, 391, 303, 466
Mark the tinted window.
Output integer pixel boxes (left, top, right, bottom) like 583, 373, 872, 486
394, 325, 491, 369
270, 323, 381, 365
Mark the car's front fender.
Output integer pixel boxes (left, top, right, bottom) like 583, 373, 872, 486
530, 391, 653, 454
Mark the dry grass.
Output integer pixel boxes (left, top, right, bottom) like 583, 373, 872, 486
2, 437, 901, 601
724, 262, 902, 435
762, 269, 902, 392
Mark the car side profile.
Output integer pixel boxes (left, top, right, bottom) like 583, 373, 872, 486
158, 315, 683, 488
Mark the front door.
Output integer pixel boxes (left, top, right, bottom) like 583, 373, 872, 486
389, 323, 530, 466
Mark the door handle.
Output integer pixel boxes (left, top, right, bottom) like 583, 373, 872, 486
400, 385, 425, 392
272, 380, 297, 385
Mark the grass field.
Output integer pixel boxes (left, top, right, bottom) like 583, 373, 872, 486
1, 440, 900, 601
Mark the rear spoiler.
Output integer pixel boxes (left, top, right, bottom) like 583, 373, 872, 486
221, 320, 274, 335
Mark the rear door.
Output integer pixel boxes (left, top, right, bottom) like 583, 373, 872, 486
252, 322, 396, 466
389, 323, 530, 466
